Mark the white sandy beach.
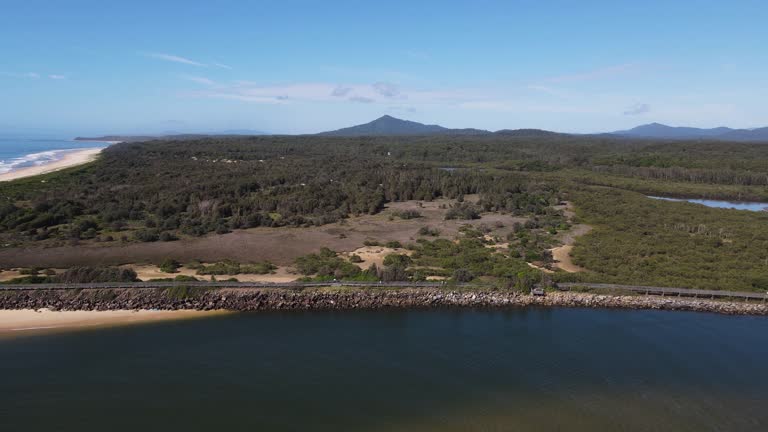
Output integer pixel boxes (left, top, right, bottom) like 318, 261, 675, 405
0, 147, 103, 182
0, 309, 228, 337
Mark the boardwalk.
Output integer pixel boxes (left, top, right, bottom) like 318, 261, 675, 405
557, 283, 768, 301
1, 280, 766, 301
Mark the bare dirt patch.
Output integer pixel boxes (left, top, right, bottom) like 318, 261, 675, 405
127, 264, 299, 283
344, 246, 410, 269
0, 270, 23, 282
549, 202, 593, 273
527, 262, 555, 274
0, 199, 527, 268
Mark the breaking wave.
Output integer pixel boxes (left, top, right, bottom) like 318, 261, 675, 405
0, 149, 73, 174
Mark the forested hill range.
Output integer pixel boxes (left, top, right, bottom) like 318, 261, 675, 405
76, 116, 768, 140
613, 122, 768, 141
316, 115, 768, 140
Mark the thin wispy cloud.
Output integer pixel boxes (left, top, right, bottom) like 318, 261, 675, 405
213, 62, 232, 69
144, 52, 207, 67
183, 75, 216, 86
527, 85, 568, 97
181, 78, 616, 119
1, 72, 51, 79
185, 80, 498, 108
403, 50, 431, 60
545, 63, 637, 83
48, 74, 66, 80
187, 81, 420, 105
349, 96, 374, 103
389, 105, 418, 113
331, 86, 352, 97
624, 103, 651, 115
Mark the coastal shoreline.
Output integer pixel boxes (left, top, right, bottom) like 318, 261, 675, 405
0, 147, 104, 182
0, 308, 228, 338
1, 287, 766, 318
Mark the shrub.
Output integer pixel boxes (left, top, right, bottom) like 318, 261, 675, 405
196, 260, 276, 275
134, 229, 160, 242
445, 203, 480, 220
417, 226, 440, 236
294, 249, 361, 279
349, 254, 363, 263
19, 267, 41, 275
393, 209, 422, 219
159, 231, 178, 242
452, 268, 475, 282
383, 254, 412, 268
159, 258, 180, 273
165, 285, 209, 300
55, 267, 138, 283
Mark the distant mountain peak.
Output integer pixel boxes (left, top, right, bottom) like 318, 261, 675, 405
318, 115, 489, 136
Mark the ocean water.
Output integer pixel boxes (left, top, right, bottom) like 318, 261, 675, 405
649, 195, 768, 212
0, 136, 110, 174
1, 308, 767, 431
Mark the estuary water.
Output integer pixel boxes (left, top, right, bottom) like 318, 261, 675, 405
649, 195, 768, 212
1, 308, 767, 431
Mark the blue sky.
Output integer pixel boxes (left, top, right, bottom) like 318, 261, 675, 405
1, 0, 767, 135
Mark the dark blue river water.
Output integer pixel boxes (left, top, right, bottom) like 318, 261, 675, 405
1, 308, 767, 431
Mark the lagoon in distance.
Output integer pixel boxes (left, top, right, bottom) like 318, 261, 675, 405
649, 196, 768, 212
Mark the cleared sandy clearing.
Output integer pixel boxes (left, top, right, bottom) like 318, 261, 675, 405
548, 202, 593, 273
127, 264, 299, 283
0, 270, 23, 282
345, 246, 411, 269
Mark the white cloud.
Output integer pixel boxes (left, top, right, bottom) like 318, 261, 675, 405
372, 81, 401, 98
26, 72, 40, 79
48, 74, 66, 80
623, 103, 650, 115
185, 80, 502, 109
144, 52, 207, 67
213, 62, 232, 69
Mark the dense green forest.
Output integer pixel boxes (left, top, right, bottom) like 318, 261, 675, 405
1, 134, 767, 290
558, 186, 768, 291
